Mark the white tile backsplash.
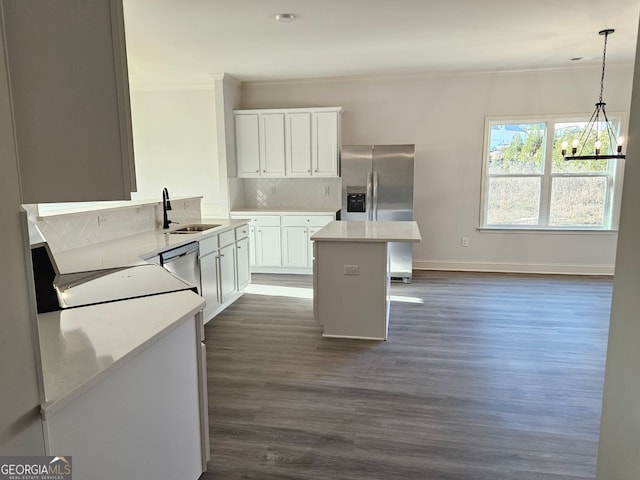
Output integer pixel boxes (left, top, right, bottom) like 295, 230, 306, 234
26, 198, 201, 252
240, 178, 341, 209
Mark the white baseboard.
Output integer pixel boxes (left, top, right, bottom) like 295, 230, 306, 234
251, 266, 312, 275
413, 260, 614, 276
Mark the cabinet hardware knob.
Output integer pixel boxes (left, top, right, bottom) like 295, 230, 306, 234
220, 254, 225, 257
255, 170, 259, 173
263, 170, 266, 173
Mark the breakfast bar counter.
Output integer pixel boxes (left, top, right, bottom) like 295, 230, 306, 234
311, 221, 421, 340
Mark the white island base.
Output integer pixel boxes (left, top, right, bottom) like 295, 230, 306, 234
312, 221, 421, 340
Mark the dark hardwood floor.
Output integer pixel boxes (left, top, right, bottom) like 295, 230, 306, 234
201, 271, 612, 480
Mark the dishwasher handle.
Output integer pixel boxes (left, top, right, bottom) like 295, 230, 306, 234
160, 242, 199, 265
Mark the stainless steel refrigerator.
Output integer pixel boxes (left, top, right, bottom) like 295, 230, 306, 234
341, 145, 415, 282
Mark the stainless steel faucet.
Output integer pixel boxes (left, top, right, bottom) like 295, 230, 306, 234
162, 187, 173, 229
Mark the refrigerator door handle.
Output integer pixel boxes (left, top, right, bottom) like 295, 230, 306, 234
372, 170, 379, 221
366, 171, 373, 221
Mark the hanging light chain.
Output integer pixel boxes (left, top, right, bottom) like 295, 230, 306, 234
599, 30, 610, 104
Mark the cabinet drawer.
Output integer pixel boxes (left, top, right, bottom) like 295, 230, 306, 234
249, 215, 281, 226
218, 229, 236, 248
235, 225, 249, 240
282, 215, 334, 227
199, 235, 219, 256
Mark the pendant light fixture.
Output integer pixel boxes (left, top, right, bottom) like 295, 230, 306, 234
562, 29, 625, 161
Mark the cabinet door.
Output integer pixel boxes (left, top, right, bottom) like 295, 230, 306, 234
199, 252, 220, 318
282, 227, 309, 267
248, 226, 257, 267
308, 227, 321, 268
235, 114, 261, 177
259, 113, 286, 177
255, 226, 282, 267
219, 244, 236, 303
286, 112, 312, 177
312, 112, 339, 177
235, 237, 251, 290
3, 0, 136, 203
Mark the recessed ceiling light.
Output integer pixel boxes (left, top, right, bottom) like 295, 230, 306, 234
275, 13, 295, 23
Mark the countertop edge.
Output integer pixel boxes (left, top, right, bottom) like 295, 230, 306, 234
310, 221, 422, 243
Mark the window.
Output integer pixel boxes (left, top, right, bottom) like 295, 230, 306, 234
481, 115, 625, 230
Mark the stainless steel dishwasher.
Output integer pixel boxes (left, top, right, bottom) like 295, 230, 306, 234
160, 242, 201, 294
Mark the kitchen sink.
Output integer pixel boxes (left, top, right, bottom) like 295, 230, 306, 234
169, 224, 220, 234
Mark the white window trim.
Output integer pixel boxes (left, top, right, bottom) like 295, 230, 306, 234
479, 113, 627, 231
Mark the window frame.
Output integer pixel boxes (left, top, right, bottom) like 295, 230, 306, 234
480, 113, 626, 231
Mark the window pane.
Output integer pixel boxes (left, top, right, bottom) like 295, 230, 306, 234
488, 123, 545, 174
486, 177, 541, 225
549, 177, 607, 226
552, 121, 618, 173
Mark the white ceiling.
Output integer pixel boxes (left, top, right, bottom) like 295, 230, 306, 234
122, 0, 640, 87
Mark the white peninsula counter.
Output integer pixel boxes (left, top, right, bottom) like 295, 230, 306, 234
311, 221, 421, 340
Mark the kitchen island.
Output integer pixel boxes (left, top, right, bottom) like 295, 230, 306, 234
311, 221, 421, 340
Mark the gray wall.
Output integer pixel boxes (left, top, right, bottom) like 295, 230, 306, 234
596, 20, 640, 480
0, 22, 45, 454
241, 65, 633, 274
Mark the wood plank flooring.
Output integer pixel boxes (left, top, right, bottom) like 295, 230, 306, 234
200, 271, 612, 480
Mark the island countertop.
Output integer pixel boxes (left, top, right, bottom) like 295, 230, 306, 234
310, 221, 422, 243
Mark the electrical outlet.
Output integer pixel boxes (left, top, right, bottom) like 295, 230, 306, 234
98, 214, 109, 226
270, 187, 277, 195
344, 265, 360, 275
461, 236, 469, 247
323, 186, 330, 195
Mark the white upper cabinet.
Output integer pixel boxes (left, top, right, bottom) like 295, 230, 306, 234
235, 112, 286, 177
312, 112, 340, 177
235, 114, 261, 177
259, 113, 286, 177
1, 0, 136, 203
286, 112, 312, 177
234, 107, 342, 178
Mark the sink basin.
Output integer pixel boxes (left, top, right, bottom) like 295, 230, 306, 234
169, 224, 220, 234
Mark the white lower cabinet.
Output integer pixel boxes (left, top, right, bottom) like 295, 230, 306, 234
255, 226, 282, 266
236, 237, 251, 290
308, 227, 321, 267
283, 226, 309, 267
183, 222, 251, 323
199, 251, 220, 320
218, 244, 236, 304
230, 213, 335, 274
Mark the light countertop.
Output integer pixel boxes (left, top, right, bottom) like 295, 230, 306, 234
311, 221, 422, 243
52, 217, 248, 274
38, 290, 205, 418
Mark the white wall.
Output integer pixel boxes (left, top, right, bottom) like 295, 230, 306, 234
241, 65, 634, 274
129, 87, 223, 217
596, 21, 640, 479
